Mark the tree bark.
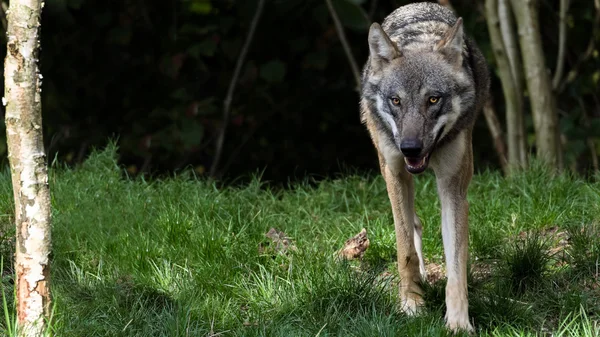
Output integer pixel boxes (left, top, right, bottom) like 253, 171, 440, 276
509, 0, 562, 169
485, 0, 527, 173
552, 0, 569, 90
498, 0, 527, 167
210, 0, 265, 178
325, 0, 361, 90
4, 0, 51, 336
482, 99, 509, 175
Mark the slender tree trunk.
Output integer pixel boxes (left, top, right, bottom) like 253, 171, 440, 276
578, 97, 599, 172
210, 0, 265, 178
482, 99, 509, 175
552, 0, 569, 90
509, 0, 562, 169
498, 0, 527, 167
325, 0, 361, 90
485, 0, 527, 173
4, 0, 51, 336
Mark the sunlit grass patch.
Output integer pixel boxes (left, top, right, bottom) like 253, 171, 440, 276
0, 144, 599, 336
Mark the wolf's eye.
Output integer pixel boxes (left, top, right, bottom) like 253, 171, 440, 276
391, 97, 401, 106
429, 96, 440, 104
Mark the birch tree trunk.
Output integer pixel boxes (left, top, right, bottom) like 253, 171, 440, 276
4, 0, 52, 336
485, 0, 527, 173
509, 0, 562, 169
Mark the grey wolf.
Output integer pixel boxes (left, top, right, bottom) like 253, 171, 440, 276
360, 2, 490, 332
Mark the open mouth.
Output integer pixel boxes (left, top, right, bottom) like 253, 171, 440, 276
404, 153, 430, 174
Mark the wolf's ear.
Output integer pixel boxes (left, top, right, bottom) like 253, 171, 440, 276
368, 23, 401, 71
435, 18, 464, 67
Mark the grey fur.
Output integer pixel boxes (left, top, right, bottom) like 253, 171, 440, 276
359, 2, 490, 332
361, 2, 489, 157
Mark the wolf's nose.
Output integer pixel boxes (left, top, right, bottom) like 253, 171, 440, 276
400, 139, 422, 157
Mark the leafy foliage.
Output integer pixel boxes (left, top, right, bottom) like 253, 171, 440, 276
0, 0, 598, 180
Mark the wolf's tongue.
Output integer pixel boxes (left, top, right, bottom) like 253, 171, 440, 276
405, 157, 425, 167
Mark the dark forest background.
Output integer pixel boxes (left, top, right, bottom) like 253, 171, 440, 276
0, 0, 598, 182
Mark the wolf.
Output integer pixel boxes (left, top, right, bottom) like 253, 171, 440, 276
360, 1, 490, 332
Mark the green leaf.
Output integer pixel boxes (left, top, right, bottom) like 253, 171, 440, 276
180, 122, 204, 147
593, 71, 600, 86
68, 0, 84, 9
331, 0, 370, 31
260, 60, 286, 83
304, 51, 329, 70
221, 39, 242, 61
170, 88, 190, 101
189, 0, 212, 14
589, 119, 600, 135
93, 12, 112, 27
188, 40, 217, 58
290, 37, 309, 52
108, 27, 132, 45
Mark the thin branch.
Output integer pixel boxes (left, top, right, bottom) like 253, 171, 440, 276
210, 0, 265, 178
220, 91, 284, 177
482, 99, 509, 175
498, 0, 527, 166
498, 0, 523, 96
325, 0, 361, 90
552, 0, 569, 90
558, 0, 600, 93
368, 0, 379, 20
0, 2, 8, 33
577, 97, 599, 172
485, 0, 527, 171
437, 0, 455, 12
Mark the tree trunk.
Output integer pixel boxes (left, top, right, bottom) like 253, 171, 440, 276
485, 0, 527, 173
509, 0, 562, 169
498, 0, 528, 167
4, 0, 51, 336
482, 99, 509, 175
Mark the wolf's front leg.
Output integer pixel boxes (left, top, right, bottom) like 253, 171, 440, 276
431, 131, 474, 332
382, 164, 423, 315
438, 181, 472, 332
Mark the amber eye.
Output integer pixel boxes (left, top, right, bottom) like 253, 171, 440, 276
391, 97, 401, 106
429, 96, 440, 104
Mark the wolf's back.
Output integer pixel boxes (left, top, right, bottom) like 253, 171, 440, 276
381, 2, 457, 50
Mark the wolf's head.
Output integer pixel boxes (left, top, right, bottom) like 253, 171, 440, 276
363, 19, 476, 174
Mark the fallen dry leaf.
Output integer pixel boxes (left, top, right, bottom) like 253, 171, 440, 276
425, 262, 445, 284
337, 228, 370, 260
258, 227, 297, 255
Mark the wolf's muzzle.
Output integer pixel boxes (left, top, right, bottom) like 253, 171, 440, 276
400, 138, 423, 157
400, 138, 430, 174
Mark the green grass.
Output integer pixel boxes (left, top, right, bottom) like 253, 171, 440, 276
0, 143, 599, 336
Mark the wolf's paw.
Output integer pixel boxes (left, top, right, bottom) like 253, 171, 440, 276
445, 315, 474, 334
400, 296, 424, 316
